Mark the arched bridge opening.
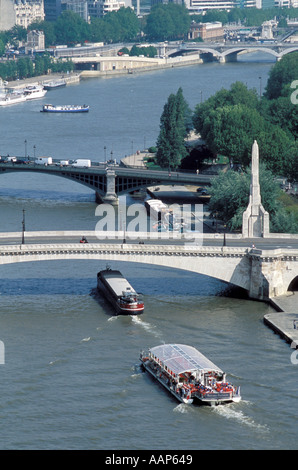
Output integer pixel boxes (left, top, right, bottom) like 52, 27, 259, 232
288, 276, 298, 292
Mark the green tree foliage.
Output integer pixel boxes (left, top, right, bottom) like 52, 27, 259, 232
129, 45, 157, 57
0, 54, 73, 81
156, 88, 189, 169
89, 7, 139, 44
145, 4, 191, 41
193, 82, 258, 134
265, 51, 298, 100
0, 39, 5, 57
54, 11, 90, 45
17, 57, 34, 78
193, 81, 294, 176
208, 164, 298, 233
258, 52, 298, 143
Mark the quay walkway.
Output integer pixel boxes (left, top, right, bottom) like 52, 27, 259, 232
264, 293, 298, 349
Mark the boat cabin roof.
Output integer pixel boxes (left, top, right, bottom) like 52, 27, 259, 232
149, 344, 222, 376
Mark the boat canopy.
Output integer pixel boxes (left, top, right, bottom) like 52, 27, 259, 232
149, 344, 223, 375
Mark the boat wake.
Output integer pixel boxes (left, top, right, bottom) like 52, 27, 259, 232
212, 403, 269, 433
131, 315, 163, 339
173, 403, 190, 414
80, 336, 91, 342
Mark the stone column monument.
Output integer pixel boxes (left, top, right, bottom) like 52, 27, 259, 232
242, 140, 269, 238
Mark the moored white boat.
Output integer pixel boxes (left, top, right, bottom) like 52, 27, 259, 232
140, 344, 241, 406
0, 92, 27, 106
23, 85, 47, 100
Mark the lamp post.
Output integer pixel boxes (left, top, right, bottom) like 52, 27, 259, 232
22, 209, 25, 244
223, 224, 226, 247
33, 145, 36, 160
24, 139, 27, 159
104, 146, 106, 162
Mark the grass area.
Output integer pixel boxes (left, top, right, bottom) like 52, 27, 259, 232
143, 155, 163, 171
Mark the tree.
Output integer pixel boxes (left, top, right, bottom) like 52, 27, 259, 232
265, 51, 298, 100
144, 4, 190, 41
193, 82, 258, 138
208, 164, 287, 231
197, 104, 265, 166
156, 88, 189, 169
54, 11, 90, 45
0, 39, 5, 57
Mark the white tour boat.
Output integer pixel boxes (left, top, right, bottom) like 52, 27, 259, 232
140, 344, 241, 406
0, 92, 27, 106
23, 85, 47, 100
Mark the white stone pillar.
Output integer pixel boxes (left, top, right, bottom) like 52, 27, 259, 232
102, 169, 118, 205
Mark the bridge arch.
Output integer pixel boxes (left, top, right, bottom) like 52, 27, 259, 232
222, 47, 280, 61
288, 276, 298, 292
0, 244, 252, 293
279, 46, 298, 58
0, 166, 107, 197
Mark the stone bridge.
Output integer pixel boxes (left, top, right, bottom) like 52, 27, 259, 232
0, 239, 297, 301
170, 42, 298, 63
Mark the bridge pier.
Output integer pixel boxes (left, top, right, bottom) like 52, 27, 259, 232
100, 168, 118, 205
248, 249, 295, 300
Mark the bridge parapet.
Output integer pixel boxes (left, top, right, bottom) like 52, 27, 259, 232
0, 241, 295, 300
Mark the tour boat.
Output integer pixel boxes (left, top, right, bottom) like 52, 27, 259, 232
97, 268, 144, 315
0, 92, 27, 106
140, 344, 241, 406
41, 104, 89, 113
23, 85, 47, 100
145, 198, 187, 232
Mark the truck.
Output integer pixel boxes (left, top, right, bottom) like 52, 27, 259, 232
35, 157, 53, 166
71, 159, 91, 168
4, 156, 17, 163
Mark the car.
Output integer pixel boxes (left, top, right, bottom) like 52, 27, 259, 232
196, 187, 208, 195
15, 159, 28, 164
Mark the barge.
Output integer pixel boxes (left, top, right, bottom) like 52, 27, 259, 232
140, 344, 241, 406
97, 268, 144, 315
44, 79, 66, 90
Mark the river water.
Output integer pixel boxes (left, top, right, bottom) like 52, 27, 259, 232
0, 53, 297, 451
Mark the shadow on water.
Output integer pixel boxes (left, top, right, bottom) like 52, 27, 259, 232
216, 284, 250, 300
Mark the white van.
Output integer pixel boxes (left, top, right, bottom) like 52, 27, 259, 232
35, 157, 53, 166
4, 156, 17, 163
71, 159, 91, 168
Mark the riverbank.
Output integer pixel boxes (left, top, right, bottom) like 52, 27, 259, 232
7, 72, 81, 90
79, 54, 204, 78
